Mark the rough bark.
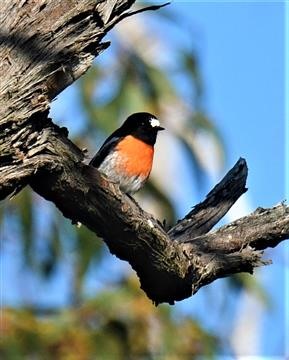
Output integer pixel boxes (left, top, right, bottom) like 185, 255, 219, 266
1, 0, 288, 305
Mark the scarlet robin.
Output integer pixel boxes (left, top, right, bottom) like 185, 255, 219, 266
89, 112, 164, 194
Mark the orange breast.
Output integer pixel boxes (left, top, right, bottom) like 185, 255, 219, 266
116, 135, 154, 177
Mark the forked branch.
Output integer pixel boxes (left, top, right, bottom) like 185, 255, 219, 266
19, 122, 289, 304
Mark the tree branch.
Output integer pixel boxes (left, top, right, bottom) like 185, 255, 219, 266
1, 0, 288, 305
169, 157, 248, 240
183, 203, 289, 253
29, 129, 288, 304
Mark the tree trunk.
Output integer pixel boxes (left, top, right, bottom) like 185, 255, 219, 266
1, 0, 288, 305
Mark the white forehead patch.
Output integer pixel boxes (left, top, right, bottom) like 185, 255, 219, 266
150, 118, 160, 128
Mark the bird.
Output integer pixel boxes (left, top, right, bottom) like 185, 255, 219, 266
89, 112, 164, 194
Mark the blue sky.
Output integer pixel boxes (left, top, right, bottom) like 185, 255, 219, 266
175, 1, 284, 207
172, 2, 286, 356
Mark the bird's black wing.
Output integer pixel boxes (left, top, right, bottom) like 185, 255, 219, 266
89, 130, 123, 168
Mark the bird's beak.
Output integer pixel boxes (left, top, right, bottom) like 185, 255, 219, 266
157, 126, 165, 131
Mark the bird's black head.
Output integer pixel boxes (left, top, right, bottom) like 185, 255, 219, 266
120, 112, 164, 145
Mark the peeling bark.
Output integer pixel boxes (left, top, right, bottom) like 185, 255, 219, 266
0, 0, 288, 305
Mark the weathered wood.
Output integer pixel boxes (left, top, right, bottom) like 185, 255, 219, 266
169, 157, 248, 241
0, 0, 288, 305
0, 0, 134, 124
29, 134, 285, 304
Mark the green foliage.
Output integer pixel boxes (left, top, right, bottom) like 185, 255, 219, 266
1, 277, 218, 359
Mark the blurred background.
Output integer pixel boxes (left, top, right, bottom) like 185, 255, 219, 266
1, 1, 287, 358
